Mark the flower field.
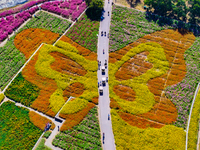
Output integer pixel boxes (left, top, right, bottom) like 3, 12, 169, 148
53, 106, 102, 150
0, 11, 71, 90
109, 5, 200, 149
41, 0, 87, 21
0, 101, 43, 150
5, 35, 98, 118
66, 14, 100, 52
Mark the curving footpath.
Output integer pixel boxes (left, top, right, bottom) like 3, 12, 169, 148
97, 0, 116, 150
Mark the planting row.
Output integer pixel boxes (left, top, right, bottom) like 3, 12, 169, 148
53, 107, 102, 150
41, 0, 87, 21
0, 11, 71, 90
0, 101, 54, 150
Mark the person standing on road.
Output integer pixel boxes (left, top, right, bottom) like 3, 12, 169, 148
103, 132, 105, 144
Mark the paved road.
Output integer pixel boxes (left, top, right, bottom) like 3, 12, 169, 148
97, 0, 116, 150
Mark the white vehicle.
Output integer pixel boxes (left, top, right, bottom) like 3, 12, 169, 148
101, 66, 105, 74
99, 86, 103, 95
102, 77, 106, 85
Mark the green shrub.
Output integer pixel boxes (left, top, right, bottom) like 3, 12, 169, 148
43, 131, 52, 139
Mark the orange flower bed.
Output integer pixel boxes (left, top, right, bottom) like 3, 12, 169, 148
115, 51, 153, 80
59, 36, 97, 61
113, 85, 136, 101
63, 82, 85, 100
110, 98, 121, 109
118, 111, 164, 129
111, 29, 195, 128
59, 102, 95, 131
14, 28, 59, 59
91, 97, 99, 105
29, 111, 55, 130
22, 49, 58, 117
50, 51, 87, 76
138, 97, 178, 124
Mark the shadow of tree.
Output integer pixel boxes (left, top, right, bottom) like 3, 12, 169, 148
86, 7, 102, 21
145, 11, 200, 36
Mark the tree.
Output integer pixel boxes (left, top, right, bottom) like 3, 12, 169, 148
144, 0, 173, 16
85, 0, 92, 6
188, 0, 200, 23
172, 0, 188, 21
90, 0, 104, 9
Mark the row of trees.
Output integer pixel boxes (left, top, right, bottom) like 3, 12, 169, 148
144, 0, 200, 24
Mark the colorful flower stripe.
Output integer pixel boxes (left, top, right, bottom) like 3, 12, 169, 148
29, 111, 55, 130
59, 36, 97, 60
59, 102, 95, 131
14, 28, 59, 59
